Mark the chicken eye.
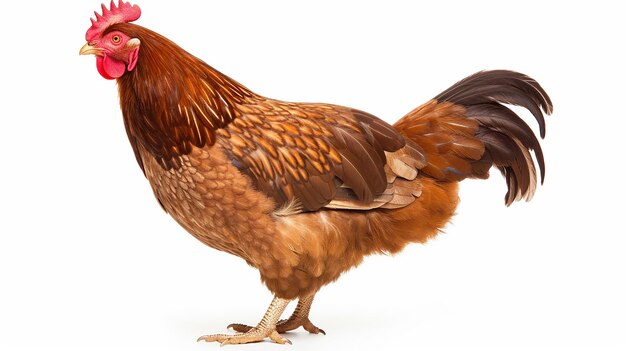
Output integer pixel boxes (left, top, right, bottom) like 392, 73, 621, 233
112, 35, 121, 44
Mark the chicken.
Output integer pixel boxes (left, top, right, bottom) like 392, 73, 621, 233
80, 1, 552, 345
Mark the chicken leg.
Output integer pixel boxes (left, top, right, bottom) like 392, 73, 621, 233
229, 294, 325, 335
197, 296, 291, 345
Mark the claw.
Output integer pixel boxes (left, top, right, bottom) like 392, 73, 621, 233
303, 319, 325, 335
268, 330, 291, 345
197, 334, 227, 343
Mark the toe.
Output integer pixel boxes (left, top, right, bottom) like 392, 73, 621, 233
198, 328, 291, 345
303, 319, 325, 335
269, 330, 292, 345
197, 334, 228, 343
227, 323, 254, 333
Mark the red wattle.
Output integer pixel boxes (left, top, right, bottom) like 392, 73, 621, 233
96, 56, 114, 80
96, 55, 126, 80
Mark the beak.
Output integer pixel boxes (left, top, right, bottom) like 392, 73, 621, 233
79, 42, 102, 56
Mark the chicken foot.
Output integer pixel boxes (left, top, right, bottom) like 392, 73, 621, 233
197, 296, 291, 345
229, 294, 325, 335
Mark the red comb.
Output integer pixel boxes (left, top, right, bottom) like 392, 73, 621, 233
85, 0, 141, 42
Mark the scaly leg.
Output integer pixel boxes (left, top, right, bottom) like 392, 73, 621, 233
197, 296, 291, 345
230, 294, 325, 335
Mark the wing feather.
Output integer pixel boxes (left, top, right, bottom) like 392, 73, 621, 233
217, 100, 422, 212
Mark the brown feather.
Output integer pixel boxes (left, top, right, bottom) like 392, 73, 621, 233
112, 23, 254, 171
107, 18, 552, 304
214, 100, 415, 211
395, 70, 552, 205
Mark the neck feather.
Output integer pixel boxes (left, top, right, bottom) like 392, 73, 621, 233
112, 23, 257, 168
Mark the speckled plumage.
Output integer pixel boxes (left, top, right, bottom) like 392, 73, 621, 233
139, 140, 456, 300
81, 2, 552, 344
140, 144, 277, 262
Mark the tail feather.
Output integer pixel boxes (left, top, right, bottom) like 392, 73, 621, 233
466, 103, 546, 183
395, 70, 553, 206
435, 70, 552, 138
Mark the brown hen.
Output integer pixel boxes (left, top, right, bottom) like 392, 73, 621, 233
80, 1, 552, 345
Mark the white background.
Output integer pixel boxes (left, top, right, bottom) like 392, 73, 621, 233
1, 1, 624, 350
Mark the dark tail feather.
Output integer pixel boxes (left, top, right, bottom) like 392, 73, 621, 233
435, 70, 552, 137
435, 70, 553, 205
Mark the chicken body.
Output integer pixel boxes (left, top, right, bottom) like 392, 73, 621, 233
138, 113, 458, 301
81, 2, 551, 345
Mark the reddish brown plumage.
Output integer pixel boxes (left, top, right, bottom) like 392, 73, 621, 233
111, 23, 255, 171
85, 17, 552, 338
109, 22, 552, 295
